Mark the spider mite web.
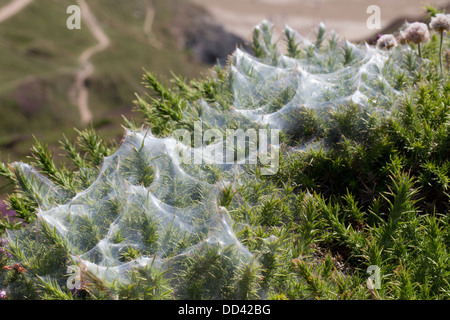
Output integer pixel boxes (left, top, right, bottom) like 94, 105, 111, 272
5, 21, 414, 295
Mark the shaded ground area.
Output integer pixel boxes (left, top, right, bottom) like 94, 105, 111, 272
170, 2, 251, 65
71, 0, 111, 125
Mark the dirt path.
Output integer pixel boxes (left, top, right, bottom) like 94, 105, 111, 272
0, 0, 33, 23
71, 0, 110, 125
143, 0, 163, 49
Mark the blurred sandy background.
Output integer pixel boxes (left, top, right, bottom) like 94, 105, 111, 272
192, 0, 450, 41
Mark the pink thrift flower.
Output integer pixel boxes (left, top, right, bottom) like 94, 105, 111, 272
430, 13, 450, 33
401, 22, 430, 44
377, 34, 398, 50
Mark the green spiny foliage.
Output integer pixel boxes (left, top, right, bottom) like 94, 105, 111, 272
284, 27, 301, 59
1, 9, 450, 300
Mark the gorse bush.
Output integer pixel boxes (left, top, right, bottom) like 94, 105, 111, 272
0, 11, 450, 300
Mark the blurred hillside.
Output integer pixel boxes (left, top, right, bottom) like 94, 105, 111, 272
191, 0, 450, 42
0, 0, 248, 195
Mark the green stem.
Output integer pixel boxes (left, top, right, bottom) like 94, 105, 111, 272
439, 31, 444, 75
418, 43, 422, 59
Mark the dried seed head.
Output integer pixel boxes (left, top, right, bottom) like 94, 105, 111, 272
400, 22, 430, 44
12, 263, 26, 274
429, 13, 450, 33
377, 34, 398, 49
396, 32, 408, 45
